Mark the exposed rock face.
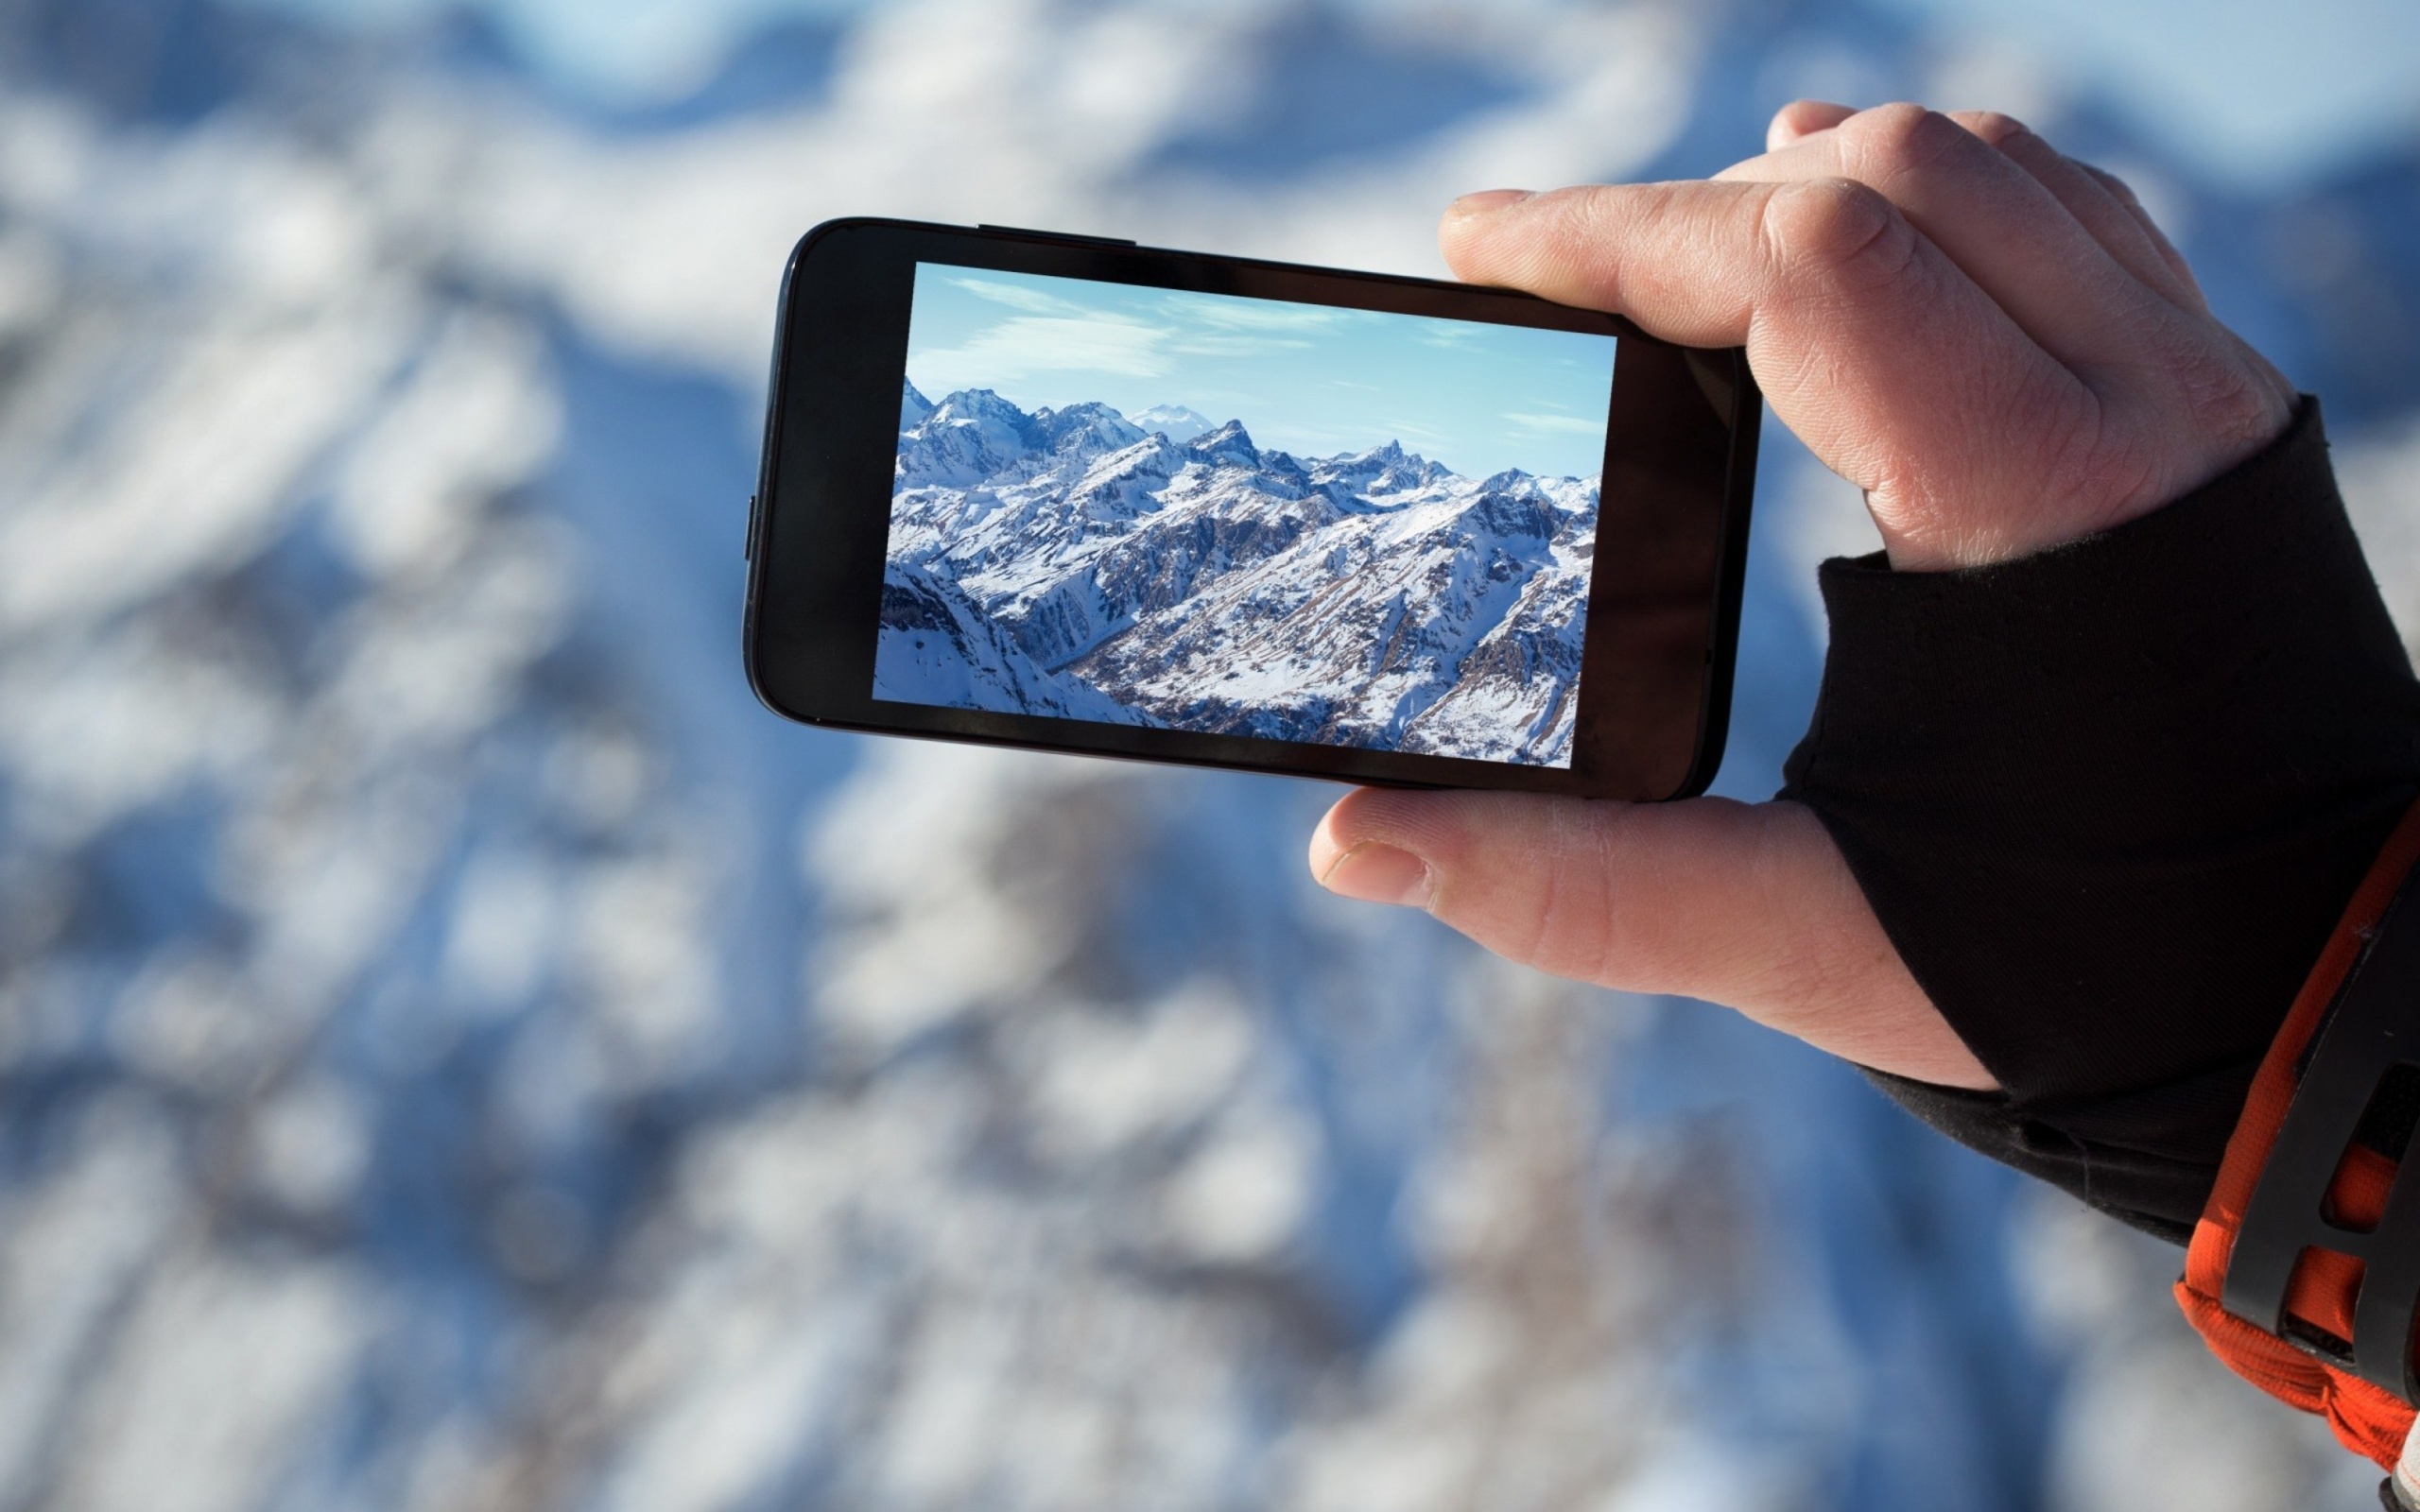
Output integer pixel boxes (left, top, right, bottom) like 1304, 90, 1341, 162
879, 392, 1597, 765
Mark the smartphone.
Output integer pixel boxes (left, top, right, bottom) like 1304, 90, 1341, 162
743, 219, 1759, 801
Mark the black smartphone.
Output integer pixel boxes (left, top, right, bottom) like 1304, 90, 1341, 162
743, 218, 1759, 801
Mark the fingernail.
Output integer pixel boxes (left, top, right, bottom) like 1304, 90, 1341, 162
1319, 842, 1435, 908
1447, 189, 1533, 217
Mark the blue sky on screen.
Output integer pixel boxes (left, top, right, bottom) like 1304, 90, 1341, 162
904, 266, 1617, 481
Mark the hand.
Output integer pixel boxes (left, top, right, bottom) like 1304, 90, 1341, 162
1307, 102, 2297, 1090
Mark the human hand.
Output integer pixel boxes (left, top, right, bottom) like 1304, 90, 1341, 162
1308, 102, 2297, 1090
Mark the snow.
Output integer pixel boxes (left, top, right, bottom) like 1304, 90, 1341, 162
0, 3, 2411, 1511
877, 391, 1595, 765
1132, 403, 1214, 443
900, 376, 935, 432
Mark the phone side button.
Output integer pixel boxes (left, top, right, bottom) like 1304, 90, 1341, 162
745, 493, 759, 560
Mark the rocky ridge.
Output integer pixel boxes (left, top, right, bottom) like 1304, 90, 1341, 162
878, 383, 1597, 765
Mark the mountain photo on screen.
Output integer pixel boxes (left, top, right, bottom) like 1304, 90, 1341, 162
875, 265, 1617, 766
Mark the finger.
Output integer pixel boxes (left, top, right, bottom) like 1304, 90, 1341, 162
1716, 103, 2187, 373
1768, 97, 1857, 151
2077, 161, 2208, 308
2067, 160, 2297, 442
1309, 787, 1997, 1089
1945, 111, 2207, 313
1440, 178, 2092, 567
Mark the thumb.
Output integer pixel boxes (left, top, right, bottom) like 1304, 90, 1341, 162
1308, 787, 1996, 1090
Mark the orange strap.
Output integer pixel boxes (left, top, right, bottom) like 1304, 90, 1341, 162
2176, 799, 2420, 1469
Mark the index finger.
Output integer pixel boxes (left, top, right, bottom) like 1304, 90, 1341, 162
1440, 180, 2093, 568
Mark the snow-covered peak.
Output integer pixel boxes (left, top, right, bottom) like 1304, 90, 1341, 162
1032, 402, 1149, 460
895, 388, 1042, 487
926, 387, 1030, 435
1461, 479, 1558, 541
1308, 440, 1450, 507
882, 395, 1597, 769
1188, 419, 1259, 468
1132, 404, 1213, 443
901, 378, 934, 433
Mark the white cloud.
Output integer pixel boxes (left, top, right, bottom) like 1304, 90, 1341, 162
1167, 335, 1311, 357
1182, 300, 1352, 333
908, 313, 1172, 394
948, 277, 1082, 315
1503, 410, 1603, 436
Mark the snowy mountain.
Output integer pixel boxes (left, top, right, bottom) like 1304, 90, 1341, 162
3, 1, 2412, 1510
877, 391, 1596, 765
900, 376, 935, 431
1132, 403, 1214, 442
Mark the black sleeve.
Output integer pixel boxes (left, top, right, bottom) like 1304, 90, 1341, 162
1778, 400, 2420, 1244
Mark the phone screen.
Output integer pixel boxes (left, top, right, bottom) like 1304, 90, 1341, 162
746, 220, 1756, 802
874, 263, 1618, 768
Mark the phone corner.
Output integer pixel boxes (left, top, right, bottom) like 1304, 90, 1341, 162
786, 215, 872, 262
737, 593, 806, 730
1660, 715, 1733, 801
740, 651, 811, 730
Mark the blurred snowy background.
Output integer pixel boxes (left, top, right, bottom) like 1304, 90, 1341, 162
0, 1, 2415, 1509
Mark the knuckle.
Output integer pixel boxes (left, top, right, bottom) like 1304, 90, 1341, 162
2082, 161, 2145, 209
1960, 110, 2032, 150
2116, 311, 2290, 456
2176, 345, 2289, 448
1838, 101, 1965, 180
1758, 179, 1917, 292
2042, 398, 2154, 518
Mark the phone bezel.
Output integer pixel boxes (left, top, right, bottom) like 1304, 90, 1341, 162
744, 218, 1759, 801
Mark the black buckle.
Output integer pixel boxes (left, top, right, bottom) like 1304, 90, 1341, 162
2225, 868, 2420, 1403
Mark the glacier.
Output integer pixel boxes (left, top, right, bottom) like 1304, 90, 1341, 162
877, 384, 1596, 765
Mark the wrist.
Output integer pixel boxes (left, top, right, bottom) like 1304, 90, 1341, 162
1788, 397, 2420, 1234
